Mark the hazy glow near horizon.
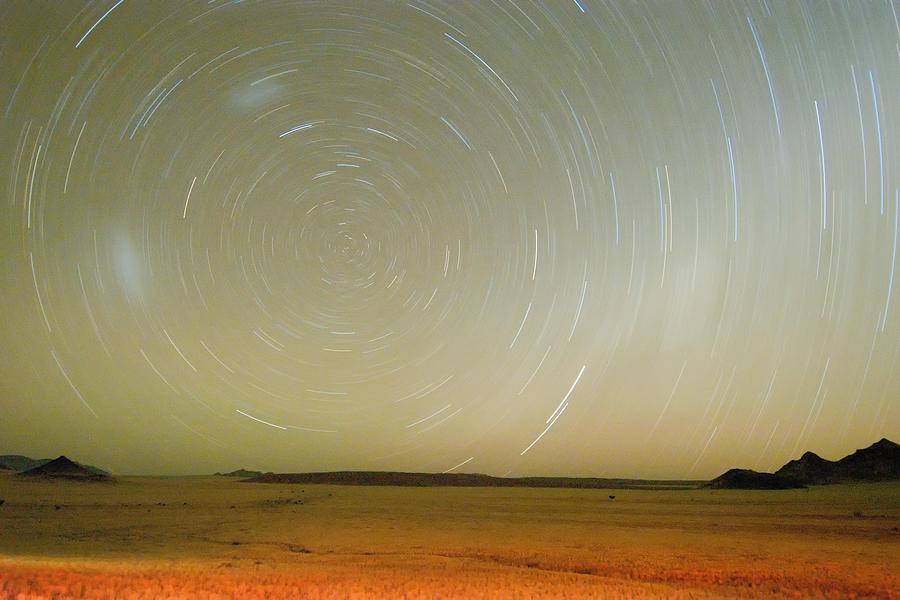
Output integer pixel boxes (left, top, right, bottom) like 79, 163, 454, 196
1, 1, 897, 477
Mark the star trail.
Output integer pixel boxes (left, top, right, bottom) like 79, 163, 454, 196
0, 1, 897, 477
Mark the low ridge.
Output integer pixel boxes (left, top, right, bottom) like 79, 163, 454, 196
0, 455, 51, 472
215, 469, 264, 478
706, 469, 804, 490
245, 471, 701, 489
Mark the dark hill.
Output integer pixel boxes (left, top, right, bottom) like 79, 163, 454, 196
216, 469, 264, 478
19, 456, 111, 481
0, 455, 51, 472
706, 469, 804, 489
775, 438, 899, 484
1, 454, 108, 476
831, 438, 900, 481
710, 438, 898, 489
774, 451, 838, 484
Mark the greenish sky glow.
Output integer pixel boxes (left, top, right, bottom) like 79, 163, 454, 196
1, 1, 897, 477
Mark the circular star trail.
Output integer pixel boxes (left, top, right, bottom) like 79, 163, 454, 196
0, 1, 897, 477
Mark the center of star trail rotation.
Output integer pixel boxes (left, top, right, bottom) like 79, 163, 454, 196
0, 1, 896, 477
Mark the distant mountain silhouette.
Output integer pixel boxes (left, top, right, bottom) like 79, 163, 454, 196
215, 469, 264, 478
0, 454, 108, 476
245, 471, 702, 489
0, 455, 51, 472
706, 469, 804, 489
775, 438, 899, 484
19, 456, 111, 481
708, 438, 898, 489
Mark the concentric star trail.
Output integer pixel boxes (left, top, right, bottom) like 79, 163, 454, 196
0, 1, 896, 477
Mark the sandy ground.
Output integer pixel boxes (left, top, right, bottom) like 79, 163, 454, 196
0, 473, 897, 598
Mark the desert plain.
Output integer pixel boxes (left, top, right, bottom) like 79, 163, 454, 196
0, 472, 897, 598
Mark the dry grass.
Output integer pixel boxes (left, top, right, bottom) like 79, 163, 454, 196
0, 473, 897, 598
0, 557, 735, 599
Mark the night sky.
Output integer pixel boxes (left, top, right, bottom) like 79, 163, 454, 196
1, 1, 897, 478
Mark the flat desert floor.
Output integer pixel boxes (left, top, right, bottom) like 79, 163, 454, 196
0, 473, 897, 598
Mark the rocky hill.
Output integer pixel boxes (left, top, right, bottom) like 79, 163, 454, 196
19, 456, 112, 481
708, 438, 898, 489
1, 454, 108, 476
